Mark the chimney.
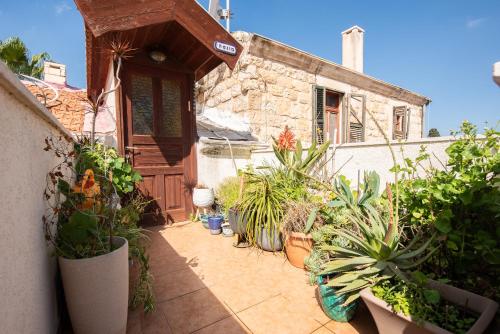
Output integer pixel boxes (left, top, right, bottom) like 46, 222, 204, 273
342, 26, 364, 73
43, 61, 66, 85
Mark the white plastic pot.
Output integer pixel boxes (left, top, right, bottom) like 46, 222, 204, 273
193, 188, 215, 208
59, 237, 129, 334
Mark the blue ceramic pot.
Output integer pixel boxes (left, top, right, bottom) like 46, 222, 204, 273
317, 275, 358, 322
208, 215, 224, 234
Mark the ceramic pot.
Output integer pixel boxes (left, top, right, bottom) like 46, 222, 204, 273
208, 215, 223, 235
317, 275, 359, 322
221, 223, 234, 237
284, 232, 313, 269
257, 227, 283, 251
228, 208, 247, 234
193, 188, 214, 208
59, 237, 129, 334
360, 279, 499, 334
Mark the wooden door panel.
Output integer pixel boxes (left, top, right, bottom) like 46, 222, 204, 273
165, 174, 185, 210
133, 146, 184, 167
123, 64, 195, 225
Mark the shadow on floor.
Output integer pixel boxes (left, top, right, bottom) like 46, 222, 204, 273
127, 224, 250, 334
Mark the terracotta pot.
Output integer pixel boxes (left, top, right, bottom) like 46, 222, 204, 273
59, 237, 129, 334
193, 188, 214, 208
360, 279, 499, 334
285, 232, 313, 269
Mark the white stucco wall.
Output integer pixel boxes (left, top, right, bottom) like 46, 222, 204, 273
83, 59, 118, 147
0, 63, 72, 334
197, 136, 456, 191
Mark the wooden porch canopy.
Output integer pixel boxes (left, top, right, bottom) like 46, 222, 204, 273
74, 0, 243, 98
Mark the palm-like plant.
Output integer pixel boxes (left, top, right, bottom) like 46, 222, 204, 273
0, 37, 50, 78
239, 169, 287, 249
319, 184, 436, 305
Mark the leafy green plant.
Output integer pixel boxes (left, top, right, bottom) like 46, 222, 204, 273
318, 183, 436, 305
372, 275, 477, 334
216, 176, 241, 215
394, 121, 500, 299
115, 193, 155, 313
328, 171, 380, 214
75, 138, 142, 195
239, 169, 287, 249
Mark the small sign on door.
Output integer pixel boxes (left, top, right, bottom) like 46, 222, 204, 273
214, 41, 237, 56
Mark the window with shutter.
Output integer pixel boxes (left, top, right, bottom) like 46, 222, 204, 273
393, 106, 408, 140
313, 86, 325, 144
345, 94, 366, 143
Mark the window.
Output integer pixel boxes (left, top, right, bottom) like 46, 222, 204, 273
393, 106, 408, 140
313, 87, 343, 144
345, 94, 366, 143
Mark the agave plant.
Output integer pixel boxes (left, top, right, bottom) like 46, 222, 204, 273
329, 171, 380, 213
319, 184, 436, 305
273, 126, 330, 180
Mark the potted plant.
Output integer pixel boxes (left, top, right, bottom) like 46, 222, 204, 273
44, 169, 129, 334
360, 275, 498, 334
314, 183, 436, 321
207, 214, 224, 235
217, 176, 248, 236
239, 170, 286, 251
282, 200, 322, 269
43, 136, 151, 333
193, 183, 215, 208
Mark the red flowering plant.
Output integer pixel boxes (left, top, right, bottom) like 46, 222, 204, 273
272, 126, 331, 180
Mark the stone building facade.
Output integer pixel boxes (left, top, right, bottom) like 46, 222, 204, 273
196, 29, 431, 145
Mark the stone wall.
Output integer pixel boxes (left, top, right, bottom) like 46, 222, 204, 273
196, 31, 425, 144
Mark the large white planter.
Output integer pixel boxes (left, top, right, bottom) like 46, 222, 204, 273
193, 188, 215, 208
59, 237, 129, 334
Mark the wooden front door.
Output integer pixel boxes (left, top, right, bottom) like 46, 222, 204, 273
123, 65, 196, 224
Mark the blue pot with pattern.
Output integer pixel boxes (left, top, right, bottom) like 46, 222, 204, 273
317, 275, 359, 322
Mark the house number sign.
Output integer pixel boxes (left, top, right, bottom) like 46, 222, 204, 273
214, 41, 237, 56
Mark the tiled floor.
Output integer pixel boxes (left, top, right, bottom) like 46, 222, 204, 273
127, 222, 377, 334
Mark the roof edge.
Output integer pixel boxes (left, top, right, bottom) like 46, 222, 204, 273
248, 33, 431, 106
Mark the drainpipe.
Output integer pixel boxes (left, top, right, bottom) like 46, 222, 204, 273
421, 104, 427, 138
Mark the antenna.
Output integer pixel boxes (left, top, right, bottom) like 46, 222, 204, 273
208, 0, 231, 32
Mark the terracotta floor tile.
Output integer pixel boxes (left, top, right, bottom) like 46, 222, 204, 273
131, 223, 378, 334
237, 295, 323, 334
158, 288, 233, 333
192, 315, 251, 334
324, 307, 377, 334
141, 309, 173, 334
311, 326, 334, 334
154, 268, 207, 302
210, 270, 282, 312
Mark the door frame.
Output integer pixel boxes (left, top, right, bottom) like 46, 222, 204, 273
120, 60, 198, 222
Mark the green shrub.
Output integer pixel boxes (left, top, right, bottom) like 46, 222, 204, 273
394, 121, 500, 299
216, 176, 241, 215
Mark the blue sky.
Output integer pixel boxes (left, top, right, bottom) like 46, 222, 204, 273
0, 0, 498, 135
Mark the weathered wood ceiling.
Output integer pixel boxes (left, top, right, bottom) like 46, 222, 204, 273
75, 0, 242, 98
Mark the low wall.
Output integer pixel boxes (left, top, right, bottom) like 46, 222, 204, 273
0, 63, 72, 334
197, 136, 456, 191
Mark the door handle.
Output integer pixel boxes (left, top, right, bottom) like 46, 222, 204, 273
125, 146, 139, 151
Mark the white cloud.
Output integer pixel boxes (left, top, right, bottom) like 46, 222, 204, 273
54, 2, 71, 15
466, 17, 487, 29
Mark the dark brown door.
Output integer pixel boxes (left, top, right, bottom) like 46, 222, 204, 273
123, 65, 195, 224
